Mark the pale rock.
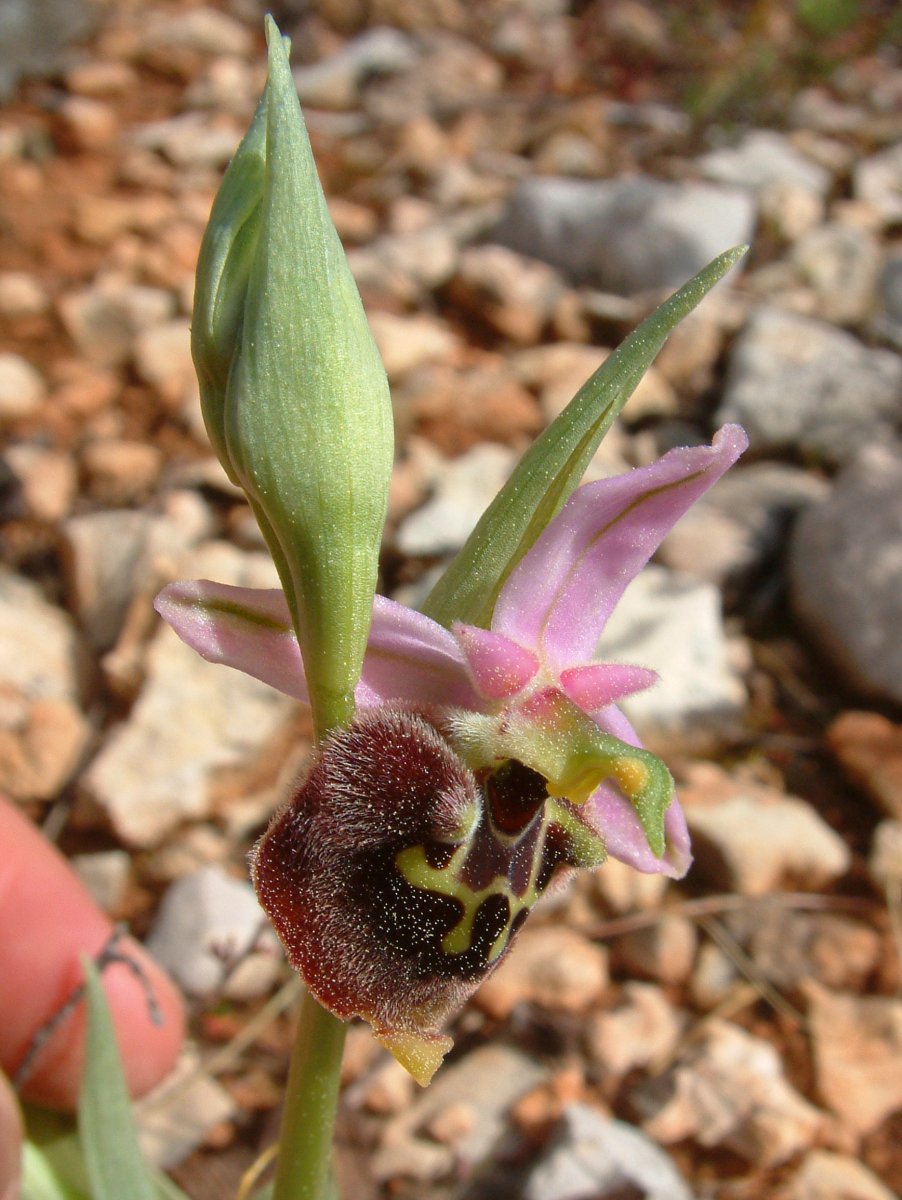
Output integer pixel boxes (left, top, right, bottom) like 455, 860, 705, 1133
524, 1103, 694, 1200
783, 1150, 898, 1200
293, 26, 415, 109
0, 352, 45, 419
689, 942, 739, 1009
81, 439, 163, 504
72, 193, 172, 246
511, 341, 676, 427
0, 0, 94, 101
828, 711, 902, 822
60, 509, 199, 652
348, 224, 458, 302
633, 1020, 824, 1166
184, 55, 260, 118
0, 568, 86, 703
64, 58, 137, 98
136, 1048, 237, 1170
395, 442, 516, 556
699, 129, 832, 196
746, 910, 880, 992
139, 7, 253, 60
790, 223, 882, 326
368, 310, 458, 381
854, 142, 902, 224
790, 445, 902, 705
613, 915, 697, 985
0, 569, 89, 800
659, 462, 828, 589
365, 30, 502, 123
0, 693, 89, 802
131, 112, 241, 171
142, 824, 232, 884
590, 856, 668, 914
758, 181, 825, 242
0, 271, 49, 317
447, 244, 565, 345
71, 849, 131, 914
77, 546, 291, 846
654, 307, 725, 392
133, 318, 196, 408
57, 95, 119, 152
146, 865, 280, 1001
423, 1101, 476, 1146
717, 308, 902, 463
806, 982, 902, 1136
405, 361, 541, 454
585, 983, 686, 1076
491, 175, 755, 294
373, 1044, 547, 1183
869, 820, 902, 891
346, 1054, 417, 1116
598, 565, 746, 733
681, 762, 851, 895
4, 445, 77, 521
59, 278, 175, 367
475, 925, 608, 1019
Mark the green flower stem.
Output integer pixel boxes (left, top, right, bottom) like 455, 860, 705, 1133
272, 989, 348, 1200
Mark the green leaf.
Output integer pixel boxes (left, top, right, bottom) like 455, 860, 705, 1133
21, 1137, 89, 1200
421, 246, 747, 629
77, 959, 158, 1200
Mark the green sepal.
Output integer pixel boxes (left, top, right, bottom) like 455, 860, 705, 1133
421, 245, 747, 630
445, 692, 675, 858
222, 18, 394, 738
191, 90, 267, 483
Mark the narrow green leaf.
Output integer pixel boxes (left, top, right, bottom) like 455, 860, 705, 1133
21, 1142, 88, 1200
77, 959, 158, 1200
421, 246, 747, 629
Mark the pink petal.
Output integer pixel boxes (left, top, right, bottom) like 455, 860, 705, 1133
492, 425, 748, 669
361, 598, 478, 709
560, 663, 658, 710
453, 623, 539, 700
155, 583, 477, 710
588, 783, 691, 879
155, 581, 310, 701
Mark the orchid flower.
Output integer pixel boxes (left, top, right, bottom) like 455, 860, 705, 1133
156, 423, 747, 1082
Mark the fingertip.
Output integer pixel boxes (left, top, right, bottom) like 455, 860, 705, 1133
0, 801, 185, 1109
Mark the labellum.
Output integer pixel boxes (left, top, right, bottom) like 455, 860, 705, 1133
250, 705, 606, 1084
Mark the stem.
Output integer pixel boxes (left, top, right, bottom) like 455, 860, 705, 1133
271, 989, 348, 1200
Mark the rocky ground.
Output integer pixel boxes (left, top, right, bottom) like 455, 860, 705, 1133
1, 1, 902, 1198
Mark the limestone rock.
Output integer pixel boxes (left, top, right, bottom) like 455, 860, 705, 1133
828, 711, 902, 821
491, 175, 755, 295
475, 925, 609, 1020
146, 865, 280, 1000
633, 1020, 824, 1167
681, 762, 851, 895
717, 308, 902, 463
806, 983, 902, 1136
524, 1103, 694, 1200
598, 565, 746, 733
790, 445, 902, 705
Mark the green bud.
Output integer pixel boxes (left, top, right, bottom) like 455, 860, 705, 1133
193, 19, 394, 738
191, 91, 266, 483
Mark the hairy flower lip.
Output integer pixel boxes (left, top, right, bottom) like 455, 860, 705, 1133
157, 425, 748, 880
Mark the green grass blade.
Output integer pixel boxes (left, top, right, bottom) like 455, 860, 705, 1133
77, 959, 158, 1200
421, 246, 747, 629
